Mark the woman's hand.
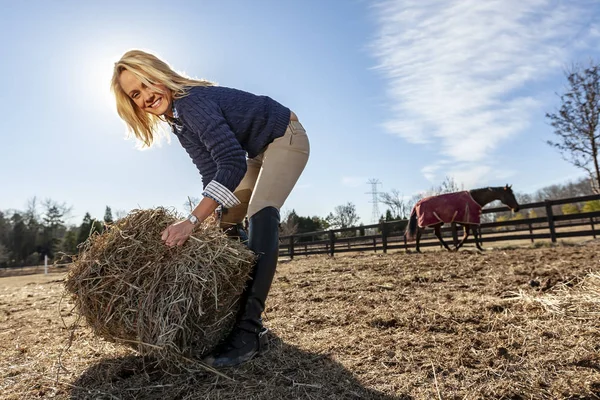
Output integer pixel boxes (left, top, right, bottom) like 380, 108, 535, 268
160, 197, 219, 247
161, 220, 195, 247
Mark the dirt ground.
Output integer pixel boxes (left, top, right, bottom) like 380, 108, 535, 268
2, 241, 600, 399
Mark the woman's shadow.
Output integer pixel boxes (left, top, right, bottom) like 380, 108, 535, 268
69, 333, 409, 399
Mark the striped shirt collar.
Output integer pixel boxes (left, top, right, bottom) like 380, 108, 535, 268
169, 103, 183, 134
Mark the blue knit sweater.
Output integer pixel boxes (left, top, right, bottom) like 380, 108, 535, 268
170, 86, 290, 207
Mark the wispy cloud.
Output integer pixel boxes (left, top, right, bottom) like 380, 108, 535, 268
370, 0, 599, 186
420, 164, 440, 182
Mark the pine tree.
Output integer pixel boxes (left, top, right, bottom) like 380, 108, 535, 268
104, 206, 114, 224
77, 213, 94, 245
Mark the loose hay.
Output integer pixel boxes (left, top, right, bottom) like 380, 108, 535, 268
509, 272, 600, 317
3, 241, 600, 398
63, 208, 255, 369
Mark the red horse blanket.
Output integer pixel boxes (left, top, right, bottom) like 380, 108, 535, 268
415, 191, 482, 228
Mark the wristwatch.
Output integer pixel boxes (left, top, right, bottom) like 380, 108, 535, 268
187, 214, 199, 225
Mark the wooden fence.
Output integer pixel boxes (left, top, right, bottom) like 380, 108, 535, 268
279, 194, 600, 258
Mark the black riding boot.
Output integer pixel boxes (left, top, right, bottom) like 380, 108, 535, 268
203, 206, 280, 367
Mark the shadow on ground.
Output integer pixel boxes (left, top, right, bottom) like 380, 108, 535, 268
69, 334, 407, 400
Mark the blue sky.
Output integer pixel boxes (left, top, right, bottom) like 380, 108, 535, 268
1, 0, 599, 225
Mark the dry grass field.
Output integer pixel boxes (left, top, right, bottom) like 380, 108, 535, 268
2, 240, 600, 399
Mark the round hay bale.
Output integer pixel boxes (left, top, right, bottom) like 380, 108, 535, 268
64, 208, 255, 368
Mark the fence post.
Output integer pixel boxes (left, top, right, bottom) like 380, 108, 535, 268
591, 217, 596, 239
380, 221, 388, 253
289, 235, 294, 260
328, 231, 335, 257
451, 223, 459, 247
528, 223, 534, 243
545, 200, 557, 243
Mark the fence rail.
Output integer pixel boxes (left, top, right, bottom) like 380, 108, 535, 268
279, 194, 600, 258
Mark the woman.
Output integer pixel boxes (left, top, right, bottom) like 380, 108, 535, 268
110, 50, 310, 367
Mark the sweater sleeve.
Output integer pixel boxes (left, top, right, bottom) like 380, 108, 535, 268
177, 97, 247, 208
174, 133, 217, 190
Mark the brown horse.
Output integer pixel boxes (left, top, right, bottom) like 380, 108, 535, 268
405, 185, 520, 252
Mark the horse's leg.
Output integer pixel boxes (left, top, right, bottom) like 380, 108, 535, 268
415, 228, 422, 253
455, 225, 470, 251
434, 224, 453, 251
472, 226, 483, 251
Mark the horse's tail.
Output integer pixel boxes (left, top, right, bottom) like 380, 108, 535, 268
405, 207, 418, 241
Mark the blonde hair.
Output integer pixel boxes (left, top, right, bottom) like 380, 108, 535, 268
111, 50, 214, 147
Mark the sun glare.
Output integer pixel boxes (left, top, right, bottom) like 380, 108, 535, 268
84, 54, 117, 112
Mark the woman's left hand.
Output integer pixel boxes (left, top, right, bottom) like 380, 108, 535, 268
161, 220, 195, 247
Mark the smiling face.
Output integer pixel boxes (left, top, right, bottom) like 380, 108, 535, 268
118, 69, 173, 117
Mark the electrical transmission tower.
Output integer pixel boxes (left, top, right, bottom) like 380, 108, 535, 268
366, 179, 382, 223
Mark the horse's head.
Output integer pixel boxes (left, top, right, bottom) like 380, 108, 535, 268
500, 184, 520, 212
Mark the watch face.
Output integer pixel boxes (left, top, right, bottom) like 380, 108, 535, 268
188, 215, 198, 224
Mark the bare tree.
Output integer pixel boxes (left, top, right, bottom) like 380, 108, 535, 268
534, 184, 566, 204
183, 197, 201, 214
431, 176, 463, 196
326, 202, 360, 229
546, 61, 600, 193
379, 189, 409, 219
406, 176, 465, 212
114, 209, 129, 221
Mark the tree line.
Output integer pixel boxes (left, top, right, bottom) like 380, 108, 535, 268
0, 198, 115, 268
2, 175, 599, 268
